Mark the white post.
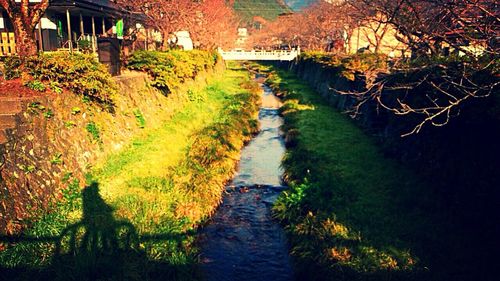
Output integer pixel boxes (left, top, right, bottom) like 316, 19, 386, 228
79, 13, 84, 35
102, 17, 106, 36
37, 20, 43, 52
91, 16, 96, 53
66, 9, 73, 53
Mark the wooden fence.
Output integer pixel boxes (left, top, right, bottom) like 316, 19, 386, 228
0, 33, 16, 56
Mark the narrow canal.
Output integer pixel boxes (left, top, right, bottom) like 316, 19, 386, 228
199, 81, 294, 281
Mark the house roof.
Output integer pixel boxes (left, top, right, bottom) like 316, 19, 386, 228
49, 0, 132, 18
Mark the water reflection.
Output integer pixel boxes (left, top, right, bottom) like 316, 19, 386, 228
231, 106, 285, 187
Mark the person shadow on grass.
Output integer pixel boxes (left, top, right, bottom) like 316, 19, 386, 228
0, 181, 197, 281
51, 181, 146, 280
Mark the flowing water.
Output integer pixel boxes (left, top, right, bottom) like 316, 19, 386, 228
199, 83, 293, 281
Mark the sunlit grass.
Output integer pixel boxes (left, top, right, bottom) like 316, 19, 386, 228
0, 66, 261, 280
91, 67, 259, 270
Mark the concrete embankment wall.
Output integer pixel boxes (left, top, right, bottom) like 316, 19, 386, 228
0, 64, 222, 235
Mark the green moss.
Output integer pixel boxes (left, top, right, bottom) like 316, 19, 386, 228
133, 109, 146, 128
50, 153, 63, 165
85, 122, 101, 143
71, 107, 81, 115
43, 109, 53, 119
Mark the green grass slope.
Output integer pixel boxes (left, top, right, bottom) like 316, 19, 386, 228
258, 64, 472, 281
0, 65, 261, 281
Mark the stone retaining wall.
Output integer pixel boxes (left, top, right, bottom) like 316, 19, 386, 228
0, 64, 221, 235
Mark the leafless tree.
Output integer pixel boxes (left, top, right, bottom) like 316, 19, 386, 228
251, 0, 353, 51
343, 0, 499, 136
117, 0, 239, 50
191, 0, 239, 50
116, 0, 199, 50
348, 0, 499, 56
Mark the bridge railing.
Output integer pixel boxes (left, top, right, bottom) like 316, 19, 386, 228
218, 48, 301, 61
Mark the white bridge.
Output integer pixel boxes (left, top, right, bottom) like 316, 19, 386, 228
218, 48, 300, 61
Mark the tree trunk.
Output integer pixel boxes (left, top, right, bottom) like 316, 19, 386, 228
162, 31, 172, 51
11, 16, 38, 57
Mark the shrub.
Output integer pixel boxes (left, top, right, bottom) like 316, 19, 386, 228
25, 52, 117, 104
302, 51, 342, 66
340, 53, 388, 78
300, 52, 388, 81
126, 50, 218, 94
2, 56, 22, 79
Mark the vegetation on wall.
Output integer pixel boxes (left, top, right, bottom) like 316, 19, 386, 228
300, 52, 388, 81
26, 52, 118, 105
298, 51, 498, 136
126, 50, 219, 94
2, 52, 118, 105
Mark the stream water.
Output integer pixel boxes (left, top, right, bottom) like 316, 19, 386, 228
198, 83, 293, 281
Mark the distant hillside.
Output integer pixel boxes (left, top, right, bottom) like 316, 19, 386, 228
285, 0, 317, 10
233, 0, 293, 22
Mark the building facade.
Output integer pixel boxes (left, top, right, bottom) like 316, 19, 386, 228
0, 0, 147, 75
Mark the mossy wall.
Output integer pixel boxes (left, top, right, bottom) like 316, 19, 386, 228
0, 64, 223, 235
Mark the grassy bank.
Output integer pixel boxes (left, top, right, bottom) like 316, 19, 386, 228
0, 65, 260, 280
258, 64, 470, 281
